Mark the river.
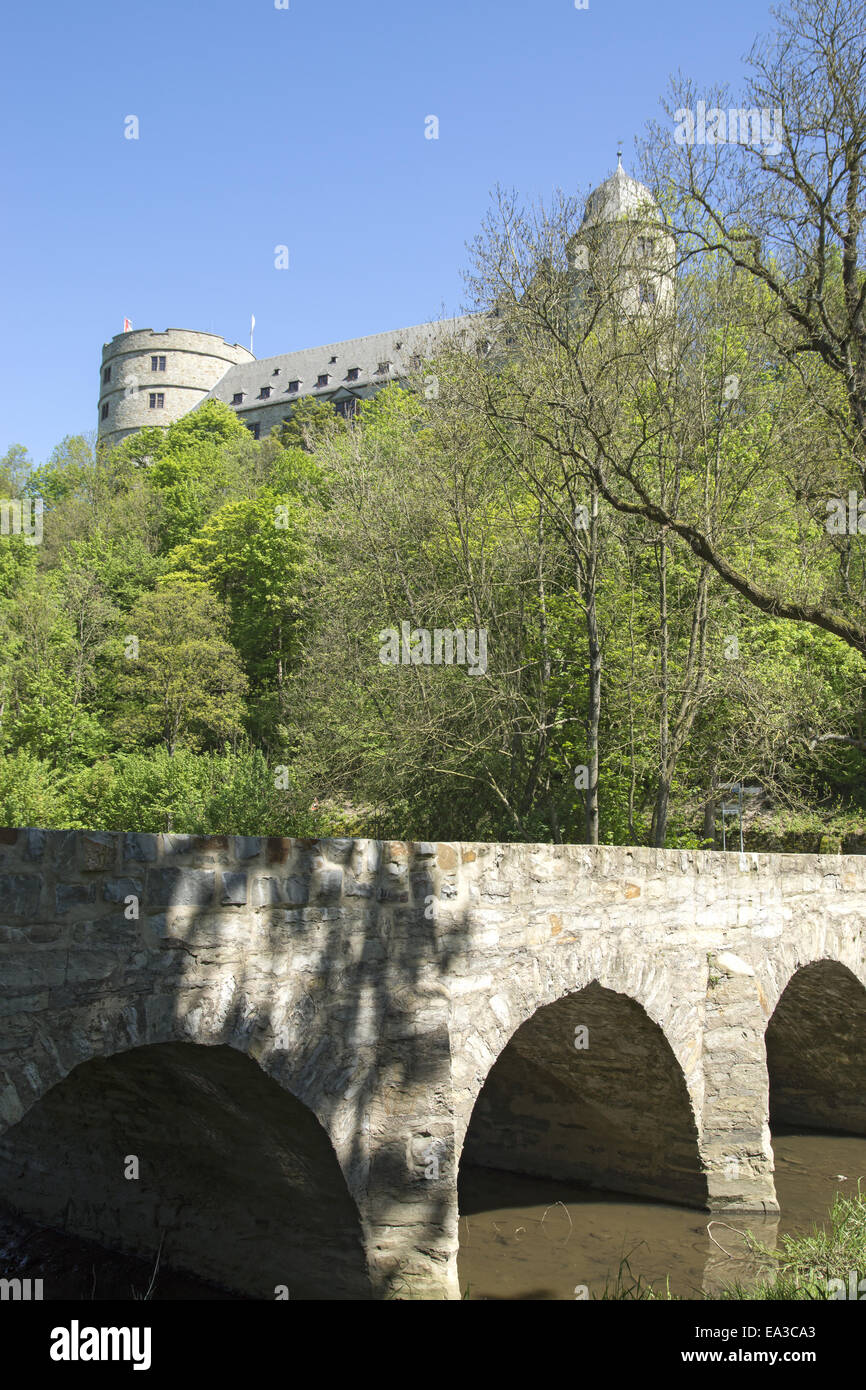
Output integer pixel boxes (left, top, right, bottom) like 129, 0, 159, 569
0, 1128, 860, 1298
458, 1128, 866, 1299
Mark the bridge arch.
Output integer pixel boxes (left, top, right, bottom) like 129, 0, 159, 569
0, 951, 375, 1211
0, 1039, 370, 1299
765, 958, 866, 1135
455, 967, 706, 1208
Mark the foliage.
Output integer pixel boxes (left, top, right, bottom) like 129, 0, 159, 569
3, 0, 865, 842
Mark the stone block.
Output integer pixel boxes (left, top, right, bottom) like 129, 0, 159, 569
103, 877, 143, 904
221, 872, 247, 906
232, 836, 262, 860
24, 830, 46, 860
162, 834, 195, 857
124, 833, 158, 863
0, 874, 43, 917
146, 868, 215, 909
80, 833, 116, 872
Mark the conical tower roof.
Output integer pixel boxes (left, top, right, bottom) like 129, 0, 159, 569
581, 154, 659, 229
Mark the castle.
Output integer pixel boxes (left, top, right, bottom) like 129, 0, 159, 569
96, 159, 673, 448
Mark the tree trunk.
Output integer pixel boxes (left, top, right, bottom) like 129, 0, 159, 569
584, 483, 601, 845
651, 530, 670, 847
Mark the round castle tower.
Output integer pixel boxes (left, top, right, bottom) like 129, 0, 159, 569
97, 329, 255, 447
570, 156, 676, 319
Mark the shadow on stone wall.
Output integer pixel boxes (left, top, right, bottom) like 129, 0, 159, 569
0, 831, 473, 1299
154, 835, 470, 1297
767, 959, 866, 1135
0, 1042, 368, 1299
459, 982, 706, 1209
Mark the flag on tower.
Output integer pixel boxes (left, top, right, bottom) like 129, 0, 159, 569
123, 318, 132, 332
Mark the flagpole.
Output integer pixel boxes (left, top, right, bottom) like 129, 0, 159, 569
250, 314, 255, 355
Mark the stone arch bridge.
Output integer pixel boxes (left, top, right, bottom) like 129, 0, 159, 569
1, 828, 865, 1299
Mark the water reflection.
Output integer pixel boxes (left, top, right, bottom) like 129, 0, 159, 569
457, 1129, 866, 1300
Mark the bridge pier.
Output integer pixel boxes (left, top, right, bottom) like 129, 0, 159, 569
700, 951, 778, 1213
358, 1011, 459, 1299
360, 1143, 459, 1300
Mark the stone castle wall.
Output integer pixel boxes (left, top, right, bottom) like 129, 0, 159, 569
97, 329, 254, 446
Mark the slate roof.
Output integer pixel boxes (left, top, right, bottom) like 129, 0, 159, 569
204, 312, 484, 411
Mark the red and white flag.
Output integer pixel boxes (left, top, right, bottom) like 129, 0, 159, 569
123, 317, 132, 332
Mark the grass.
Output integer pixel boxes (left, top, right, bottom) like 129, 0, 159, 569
720, 1187, 866, 1300
589, 1188, 866, 1300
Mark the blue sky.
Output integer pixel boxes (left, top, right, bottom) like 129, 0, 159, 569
0, 0, 777, 464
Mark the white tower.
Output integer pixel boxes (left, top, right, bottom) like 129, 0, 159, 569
570, 154, 676, 319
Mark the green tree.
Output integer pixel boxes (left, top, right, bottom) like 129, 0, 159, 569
164, 488, 311, 697
143, 401, 257, 552
114, 580, 248, 754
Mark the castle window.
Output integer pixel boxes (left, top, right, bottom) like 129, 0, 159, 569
151, 355, 166, 371
287, 379, 300, 393
409, 354, 422, 370
232, 392, 245, 405
247, 422, 261, 439
317, 374, 329, 387
638, 282, 656, 305
102, 366, 111, 384
347, 366, 360, 382
272, 367, 281, 376
258, 386, 272, 399
101, 403, 109, 420
329, 355, 337, 364
148, 392, 165, 408
637, 237, 655, 258
376, 361, 390, 375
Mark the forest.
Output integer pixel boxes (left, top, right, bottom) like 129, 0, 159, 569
1, 0, 863, 852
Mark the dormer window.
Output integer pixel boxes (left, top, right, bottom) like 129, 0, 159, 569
258, 386, 272, 399
329, 355, 337, 364
272, 367, 281, 376
347, 366, 360, 381
287, 379, 300, 393
376, 361, 390, 375
232, 392, 245, 405
317, 373, 329, 387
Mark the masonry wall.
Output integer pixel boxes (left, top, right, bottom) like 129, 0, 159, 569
97, 329, 255, 445
1, 829, 866, 1297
